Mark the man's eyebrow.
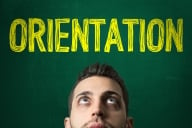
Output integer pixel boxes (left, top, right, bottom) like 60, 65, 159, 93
103, 91, 121, 97
75, 91, 93, 98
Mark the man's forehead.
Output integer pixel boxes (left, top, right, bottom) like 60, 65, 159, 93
73, 76, 123, 97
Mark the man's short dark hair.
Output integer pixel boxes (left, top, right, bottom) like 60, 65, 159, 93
68, 63, 129, 115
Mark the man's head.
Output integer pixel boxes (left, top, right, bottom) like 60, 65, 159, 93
65, 63, 133, 128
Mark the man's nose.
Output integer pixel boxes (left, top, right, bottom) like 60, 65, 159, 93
91, 100, 104, 117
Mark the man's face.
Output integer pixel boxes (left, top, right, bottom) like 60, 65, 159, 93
65, 76, 130, 128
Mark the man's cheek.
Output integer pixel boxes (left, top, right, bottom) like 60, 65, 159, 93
71, 112, 89, 125
108, 112, 126, 122
71, 117, 88, 128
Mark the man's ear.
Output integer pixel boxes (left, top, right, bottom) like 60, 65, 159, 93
126, 117, 134, 128
64, 117, 71, 128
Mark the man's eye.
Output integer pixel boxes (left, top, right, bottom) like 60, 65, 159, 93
106, 97, 117, 104
79, 97, 90, 105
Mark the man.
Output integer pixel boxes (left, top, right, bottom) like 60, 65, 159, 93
64, 63, 133, 128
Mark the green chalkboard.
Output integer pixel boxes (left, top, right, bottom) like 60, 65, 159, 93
0, 0, 192, 128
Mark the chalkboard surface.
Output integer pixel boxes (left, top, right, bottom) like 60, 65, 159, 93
0, 0, 192, 128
